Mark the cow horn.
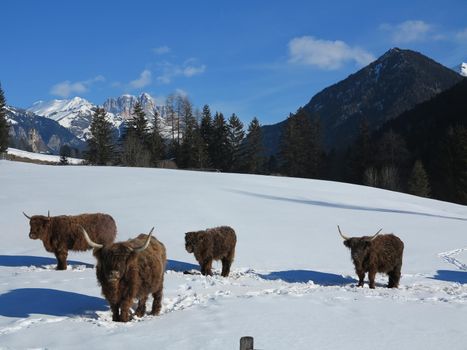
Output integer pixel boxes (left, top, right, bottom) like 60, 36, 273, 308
80, 226, 104, 249
132, 227, 154, 253
370, 228, 382, 240
23, 212, 32, 220
337, 225, 350, 240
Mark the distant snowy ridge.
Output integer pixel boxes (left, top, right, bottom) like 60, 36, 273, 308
27, 93, 169, 141
453, 62, 467, 77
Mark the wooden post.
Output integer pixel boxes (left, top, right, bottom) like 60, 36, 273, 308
240, 336, 254, 350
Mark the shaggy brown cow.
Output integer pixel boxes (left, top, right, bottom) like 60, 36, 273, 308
185, 226, 236, 277
82, 227, 166, 322
339, 225, 404, 289
23, 212, 116, 270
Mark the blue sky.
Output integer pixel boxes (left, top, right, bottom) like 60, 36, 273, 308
1, 0, 466, 125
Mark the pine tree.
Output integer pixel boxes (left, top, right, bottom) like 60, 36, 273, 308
59, 144, 71, 165
0, 83, 9, 154
86, 107, 115, 165
280, 109, 321, 178
227, 113, 245, 172
200, 104, 213, 166
349, 117, 372, 183
129, 101, 149, 141
179, 100, 198, 168
244, 117, 263, 174
148, 109, 165, 166
408, 160, 430, 197
436, 126, 467, 204
121, 101, 151, 167
210, 112, 230, 171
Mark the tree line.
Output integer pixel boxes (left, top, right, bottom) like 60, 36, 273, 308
2, 81, 466, 205
85, 93, 265, 174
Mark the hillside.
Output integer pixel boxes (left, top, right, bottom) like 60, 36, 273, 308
262, 48, 463, 154
0, 160, 466, 349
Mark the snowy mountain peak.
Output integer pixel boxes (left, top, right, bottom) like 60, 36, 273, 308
454, 62, 467, 77
26, 93, 168, 141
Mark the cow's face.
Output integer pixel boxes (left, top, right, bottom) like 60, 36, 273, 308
344, 237, 371, 263
185, 231, 199, 253
94, 244, 136, 286
28, 216, 51, 240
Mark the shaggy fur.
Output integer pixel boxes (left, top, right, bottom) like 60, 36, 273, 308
185, 226, 236, 277
92, 234, 166, 322
343, 234, 404, 289
27, 213, 116, 270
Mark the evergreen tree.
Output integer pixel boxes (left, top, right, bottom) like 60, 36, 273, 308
179, 100, 198, 168
121, 101, 151, 167
200, 104, 213, 166
227, 113, 245, 172
148, 109, 165, 166
244, 117, 263, 174
280, 109, 321, 178
59, 144, 71, 165
0, 83, 9, 154
349, 117, 373, 183
408, 160, 431, 197
86, 107, 115, 165
210, 112, 230, 171
128, 101, 149, 141
436, 126, 467, 204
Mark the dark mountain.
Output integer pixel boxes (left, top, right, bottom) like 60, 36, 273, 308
6, 106, 85, 155
262, 48, 463, 154
372, 78, 467, 202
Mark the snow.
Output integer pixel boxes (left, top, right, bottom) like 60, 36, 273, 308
453, 62, 467, 77
7, 148, 84, 164
0, 160, 466, 349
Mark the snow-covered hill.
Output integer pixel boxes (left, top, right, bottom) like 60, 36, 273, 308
0, 161, 466, 349
7, 147, 84, 164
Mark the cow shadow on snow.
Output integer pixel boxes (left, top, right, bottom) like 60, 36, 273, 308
0, 288, 108, 318
0, 255, 93, 268
166, 259, 199, 272
431, 270, 467, 284
258, 270, 356, 285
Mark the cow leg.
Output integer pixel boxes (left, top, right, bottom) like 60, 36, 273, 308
201, 258, 213, 276
55, 249, 68, 270
368, 269, 377, 289
151, 287, 163, 316
135, 295, 148, 318
221, 257, 232, 277
356, 270, 365, 287
388, 264, 402, 288
110, 303, 120, 322
119, 299, 133, 322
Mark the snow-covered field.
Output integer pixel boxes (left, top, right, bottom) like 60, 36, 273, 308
0, 160, 466, 349
7, 148, 84, 165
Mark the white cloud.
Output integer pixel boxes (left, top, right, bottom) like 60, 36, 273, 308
156, 60, 206, 84
183, 64, 206, 77
456, 28, 467, 40
288, 36, 375, 70
153, 46, 171, 55
50, 75, 105, 98
380, 20, 432, 44
129, 70, 152, 89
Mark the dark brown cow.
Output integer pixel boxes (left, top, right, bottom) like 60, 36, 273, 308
339, 225, 404, 289
23, 212, 116, 270
185, 226, 236, 277
82, 227, 166, 322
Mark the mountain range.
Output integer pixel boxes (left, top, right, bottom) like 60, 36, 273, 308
5, 48, 466, 156
262, 48, 464, 154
